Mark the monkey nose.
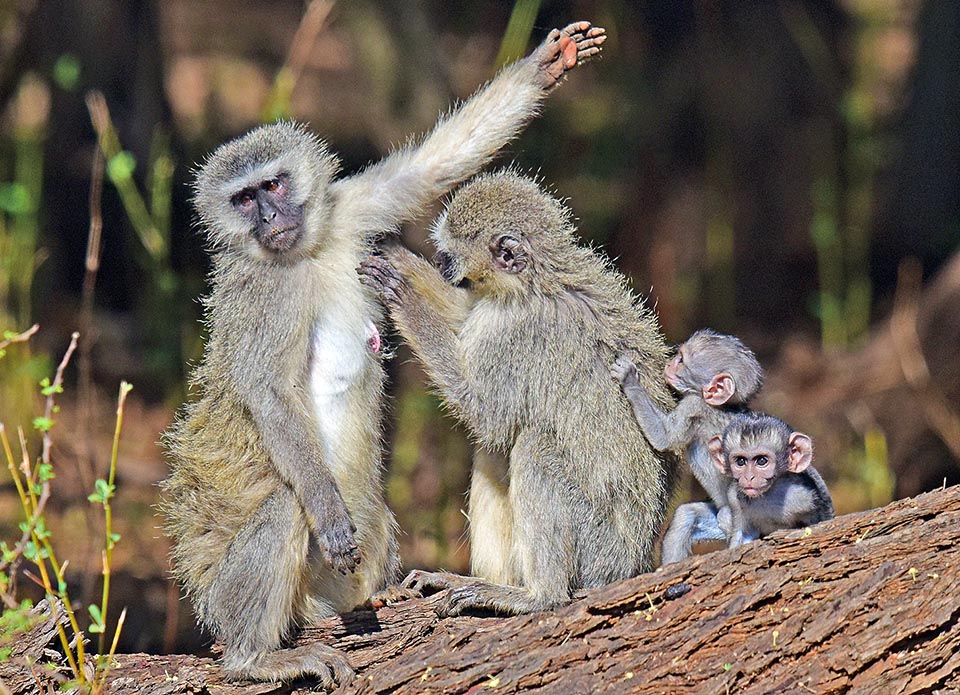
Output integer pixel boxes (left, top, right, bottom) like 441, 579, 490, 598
262, 211, 277, 223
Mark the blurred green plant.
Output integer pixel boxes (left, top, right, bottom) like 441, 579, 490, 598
0, 73, 52, 427
784, 3, 888, 349
495, 0, 543, 68
0, 330, 130, 692
86, 91, 187, 393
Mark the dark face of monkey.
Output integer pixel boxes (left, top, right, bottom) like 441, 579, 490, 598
665, 329, 763, 406
194, 122, 339, 262
429, 171, 570, 294
229, 173, 304, 253
709, 415, 813, 498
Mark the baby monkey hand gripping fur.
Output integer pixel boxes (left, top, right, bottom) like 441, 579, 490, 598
162, 22, 605, 686
360, 171, 675, 617
709, 412, 834, 546
611, 329, 762, 564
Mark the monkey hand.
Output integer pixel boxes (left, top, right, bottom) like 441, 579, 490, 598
531, 21, 606, 91
358, 255, 407, 309
610, 353, 640, 387
309, 498, 361, 574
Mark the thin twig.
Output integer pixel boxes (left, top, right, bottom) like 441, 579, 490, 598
0, 323, 38, 352
40, 332, 78, 467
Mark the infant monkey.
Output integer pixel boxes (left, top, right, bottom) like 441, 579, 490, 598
710, 412, 834, 546
611, 329, 762, 563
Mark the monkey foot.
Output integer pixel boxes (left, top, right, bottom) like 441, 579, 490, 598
226, 642, 354, 688
400, 569, 477, 596
363, 583, 421, 609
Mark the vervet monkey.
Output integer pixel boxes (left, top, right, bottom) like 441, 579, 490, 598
359, 171, 675, 616
611, 329, 762, 563
710, 412, 834, 547
163, 23, 606, 685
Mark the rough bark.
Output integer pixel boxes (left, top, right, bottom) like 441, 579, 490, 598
5, 484, 959, 694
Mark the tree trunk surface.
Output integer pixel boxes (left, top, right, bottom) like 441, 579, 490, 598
4, 484, 959, 694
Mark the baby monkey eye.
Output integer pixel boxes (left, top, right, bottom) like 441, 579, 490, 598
733, 456, 746, 467
756, 456, 769, 466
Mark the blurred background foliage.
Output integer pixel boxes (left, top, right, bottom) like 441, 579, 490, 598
0, 0, 957, 655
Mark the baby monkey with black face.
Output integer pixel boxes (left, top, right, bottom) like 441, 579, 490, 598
612, 329, 762, 563
710, 412, 834, 546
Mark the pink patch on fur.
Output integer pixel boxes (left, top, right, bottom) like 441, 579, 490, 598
366, 320, 381, 354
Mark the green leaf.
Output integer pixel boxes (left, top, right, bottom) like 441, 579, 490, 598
32, 416, 53, 432
0, 183, 31, 215
52, 54, 81, 91
37, 463, 54, 482
107, 151, 137, 181
39, 377, 62, 397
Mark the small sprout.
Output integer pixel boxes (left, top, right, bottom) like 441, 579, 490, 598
37, 463, 55, 482
855, 529, 870, 544
803, 527, 812, 537
772, 630, 780, 647
486, 675, 500, 688
39, 377, 62, 397
907, 567, 918, 582
32, 416, 54, 433
723, 663, 732, 671
420, 666, 433, 681
88, 604, 105, 634
88, 478, 116, 505
623, 672, 634, 680
928, 573, 940, 579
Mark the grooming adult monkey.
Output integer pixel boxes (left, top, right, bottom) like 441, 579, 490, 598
359, 171, 675, 616
162, 23, 606, 686
610, 330, 762, 563
709, 412, 834, 546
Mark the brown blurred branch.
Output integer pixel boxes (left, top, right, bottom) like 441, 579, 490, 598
890, 258, 960, 460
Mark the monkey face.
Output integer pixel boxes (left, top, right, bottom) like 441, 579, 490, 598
230, 174, 305, 253
727, 446, 779, 497
194, 122, 339, 261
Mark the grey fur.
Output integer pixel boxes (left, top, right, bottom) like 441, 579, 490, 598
162, 22, 606, 684
360, 171, 675, 616
611, 329, 763, 564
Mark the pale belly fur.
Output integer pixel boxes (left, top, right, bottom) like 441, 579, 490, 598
309, 311, 374, 472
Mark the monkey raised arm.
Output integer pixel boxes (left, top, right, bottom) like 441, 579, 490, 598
611, 354, 698, 451
330, 22, 606, 236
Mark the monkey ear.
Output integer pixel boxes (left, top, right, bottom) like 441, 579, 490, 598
490, 234, 528, 274
702, 373, 736, 406
708, 436, 726, 474
787, 432, 813, 473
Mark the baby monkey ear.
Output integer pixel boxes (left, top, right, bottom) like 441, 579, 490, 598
787, 432, 814, 473
490, 233, 528, 274
708, 435, 726, 474
702, 372, 736, 406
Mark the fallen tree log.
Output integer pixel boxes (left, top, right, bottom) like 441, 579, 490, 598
7, 484, 959, 694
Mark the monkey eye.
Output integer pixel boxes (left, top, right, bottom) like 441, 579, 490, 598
755, 456, 769, 466
733, 456, 746, 468
262, 178, 282, 193
233, 189, 256, 207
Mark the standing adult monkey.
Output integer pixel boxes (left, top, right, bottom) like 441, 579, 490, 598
162, 23, 606, 686
360, 171, 675, 616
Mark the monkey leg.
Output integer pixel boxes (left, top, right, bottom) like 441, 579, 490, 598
468, 448, 520, 585
660, 501, 727, 565
435, 433, 575, 617
204, 487, 354, 687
